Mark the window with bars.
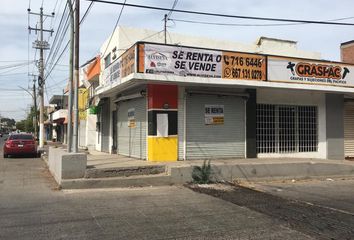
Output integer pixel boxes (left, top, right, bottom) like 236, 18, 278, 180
256, 104, 318, 154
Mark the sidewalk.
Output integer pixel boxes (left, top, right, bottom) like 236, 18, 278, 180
69, 153, 354, 189
43, 142, 354, 189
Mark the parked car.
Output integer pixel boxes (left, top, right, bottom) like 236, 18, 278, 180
3, 133, 38, 158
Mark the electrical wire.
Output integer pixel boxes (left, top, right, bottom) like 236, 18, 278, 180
81, 1, 94, 23
45, 3, 70, 70
85, 0, 354, 26
0, 61, 34, 70
45, 14, 70, 73
44, 3, 95, 82
0, 73, 30, 78
167, 0, 178, 18
169, 16, 354, 27
102, 0, 127, 58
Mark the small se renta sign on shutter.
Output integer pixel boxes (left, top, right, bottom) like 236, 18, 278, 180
128, 108, 136, 128
205, 105, 224, 125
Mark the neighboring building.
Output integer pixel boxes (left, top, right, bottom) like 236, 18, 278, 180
49, 95, 68, 143
341, 40, 354, 159
80, 56, 100, 151
91, 26, 354, 162
44, 105, 55, 141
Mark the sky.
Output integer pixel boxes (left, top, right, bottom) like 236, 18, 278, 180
1, 0, 354, 121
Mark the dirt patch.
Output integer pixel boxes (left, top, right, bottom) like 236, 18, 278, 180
40, 166, 61, 191
187, 183, 354, 240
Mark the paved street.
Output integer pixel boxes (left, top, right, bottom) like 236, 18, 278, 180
0, 137, 313, 240
252, 178, 354, 215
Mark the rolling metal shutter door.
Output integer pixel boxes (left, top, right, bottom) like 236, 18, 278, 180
344, 101, 354, 158
186, 94, 245, 160
117, 97, 146, 159
178, 89, 185, 160
101, 101, 110, 153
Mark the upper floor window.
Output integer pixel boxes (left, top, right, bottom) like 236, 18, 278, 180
104, 53, 111, 69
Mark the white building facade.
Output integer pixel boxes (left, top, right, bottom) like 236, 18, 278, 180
91, 26, 354, 162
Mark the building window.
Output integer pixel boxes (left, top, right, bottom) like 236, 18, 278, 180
104, 53, 111, 69
256, 104, 318, 154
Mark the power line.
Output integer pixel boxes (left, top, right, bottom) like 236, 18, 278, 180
0, 60, 32, 63
0, 88, 28, 91
167, 0, 178, 18
0, 72, 30, 77
46, 14, 70, 73
85, 0, 354, 26
0, 61, 34, 70
169, 16, 354, 27
102, 0, 127, 57
45, 5, 70, 71
81, 1, 94, 23
45, 3, 95, 81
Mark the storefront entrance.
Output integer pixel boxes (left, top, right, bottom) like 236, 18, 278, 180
256, 104, 318, 155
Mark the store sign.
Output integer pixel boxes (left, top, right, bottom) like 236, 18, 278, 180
268, 56, 354, 87
78, 88, 88, 120
222, 52, 266, 80
102, 46, 136, 86
121, 47, 135, 78
205, 105, 224, 125
144, 44, 222, 78
142, 44, 266, 81
102, 59, 121, 86
128, 108, 136, 128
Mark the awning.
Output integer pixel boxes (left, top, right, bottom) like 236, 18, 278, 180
52, 109, 68, 121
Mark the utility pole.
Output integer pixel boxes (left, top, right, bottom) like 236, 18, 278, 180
26, 74, 38, 139
67, 0, 74, 152
73, 0, 80, 153
28, 7, 54, 149
32, 76, 38, 139
164, 14, 167, 44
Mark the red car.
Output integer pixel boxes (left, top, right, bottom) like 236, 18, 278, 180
3, 133, 38, 158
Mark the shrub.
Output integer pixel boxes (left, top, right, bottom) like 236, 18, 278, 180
192, 160, 213, 184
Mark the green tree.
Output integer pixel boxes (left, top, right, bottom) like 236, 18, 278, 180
15, 107, 39, 133
15, 120, 26, 131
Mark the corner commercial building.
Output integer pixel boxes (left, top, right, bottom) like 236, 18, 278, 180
88, 26, 354, 162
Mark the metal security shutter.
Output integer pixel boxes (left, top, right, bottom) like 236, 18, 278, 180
178, 89, 185, 160
344, 101, 354, 158
186, 94, 245, 160
117, 97, 147, 159
101, 100, 110, 153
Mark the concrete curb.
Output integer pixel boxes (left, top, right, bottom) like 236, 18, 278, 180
59, 161, 354, 189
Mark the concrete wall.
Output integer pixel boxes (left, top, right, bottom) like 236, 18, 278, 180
246, 89, 257, 158
341, 41, 354, 64
326, 94, 345, 160
79, 120, 86, 148
48, 147, 87, 184
85, 110, 97, 151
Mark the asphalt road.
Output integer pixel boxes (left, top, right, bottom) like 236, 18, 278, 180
0, 138, 312, 240
253, 178, 354, 215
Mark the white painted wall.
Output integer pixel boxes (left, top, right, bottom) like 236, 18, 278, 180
257, 88, 327, 159
85, 110, 97, 151
79, 120, 86, 148
96, 26, 324, 156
